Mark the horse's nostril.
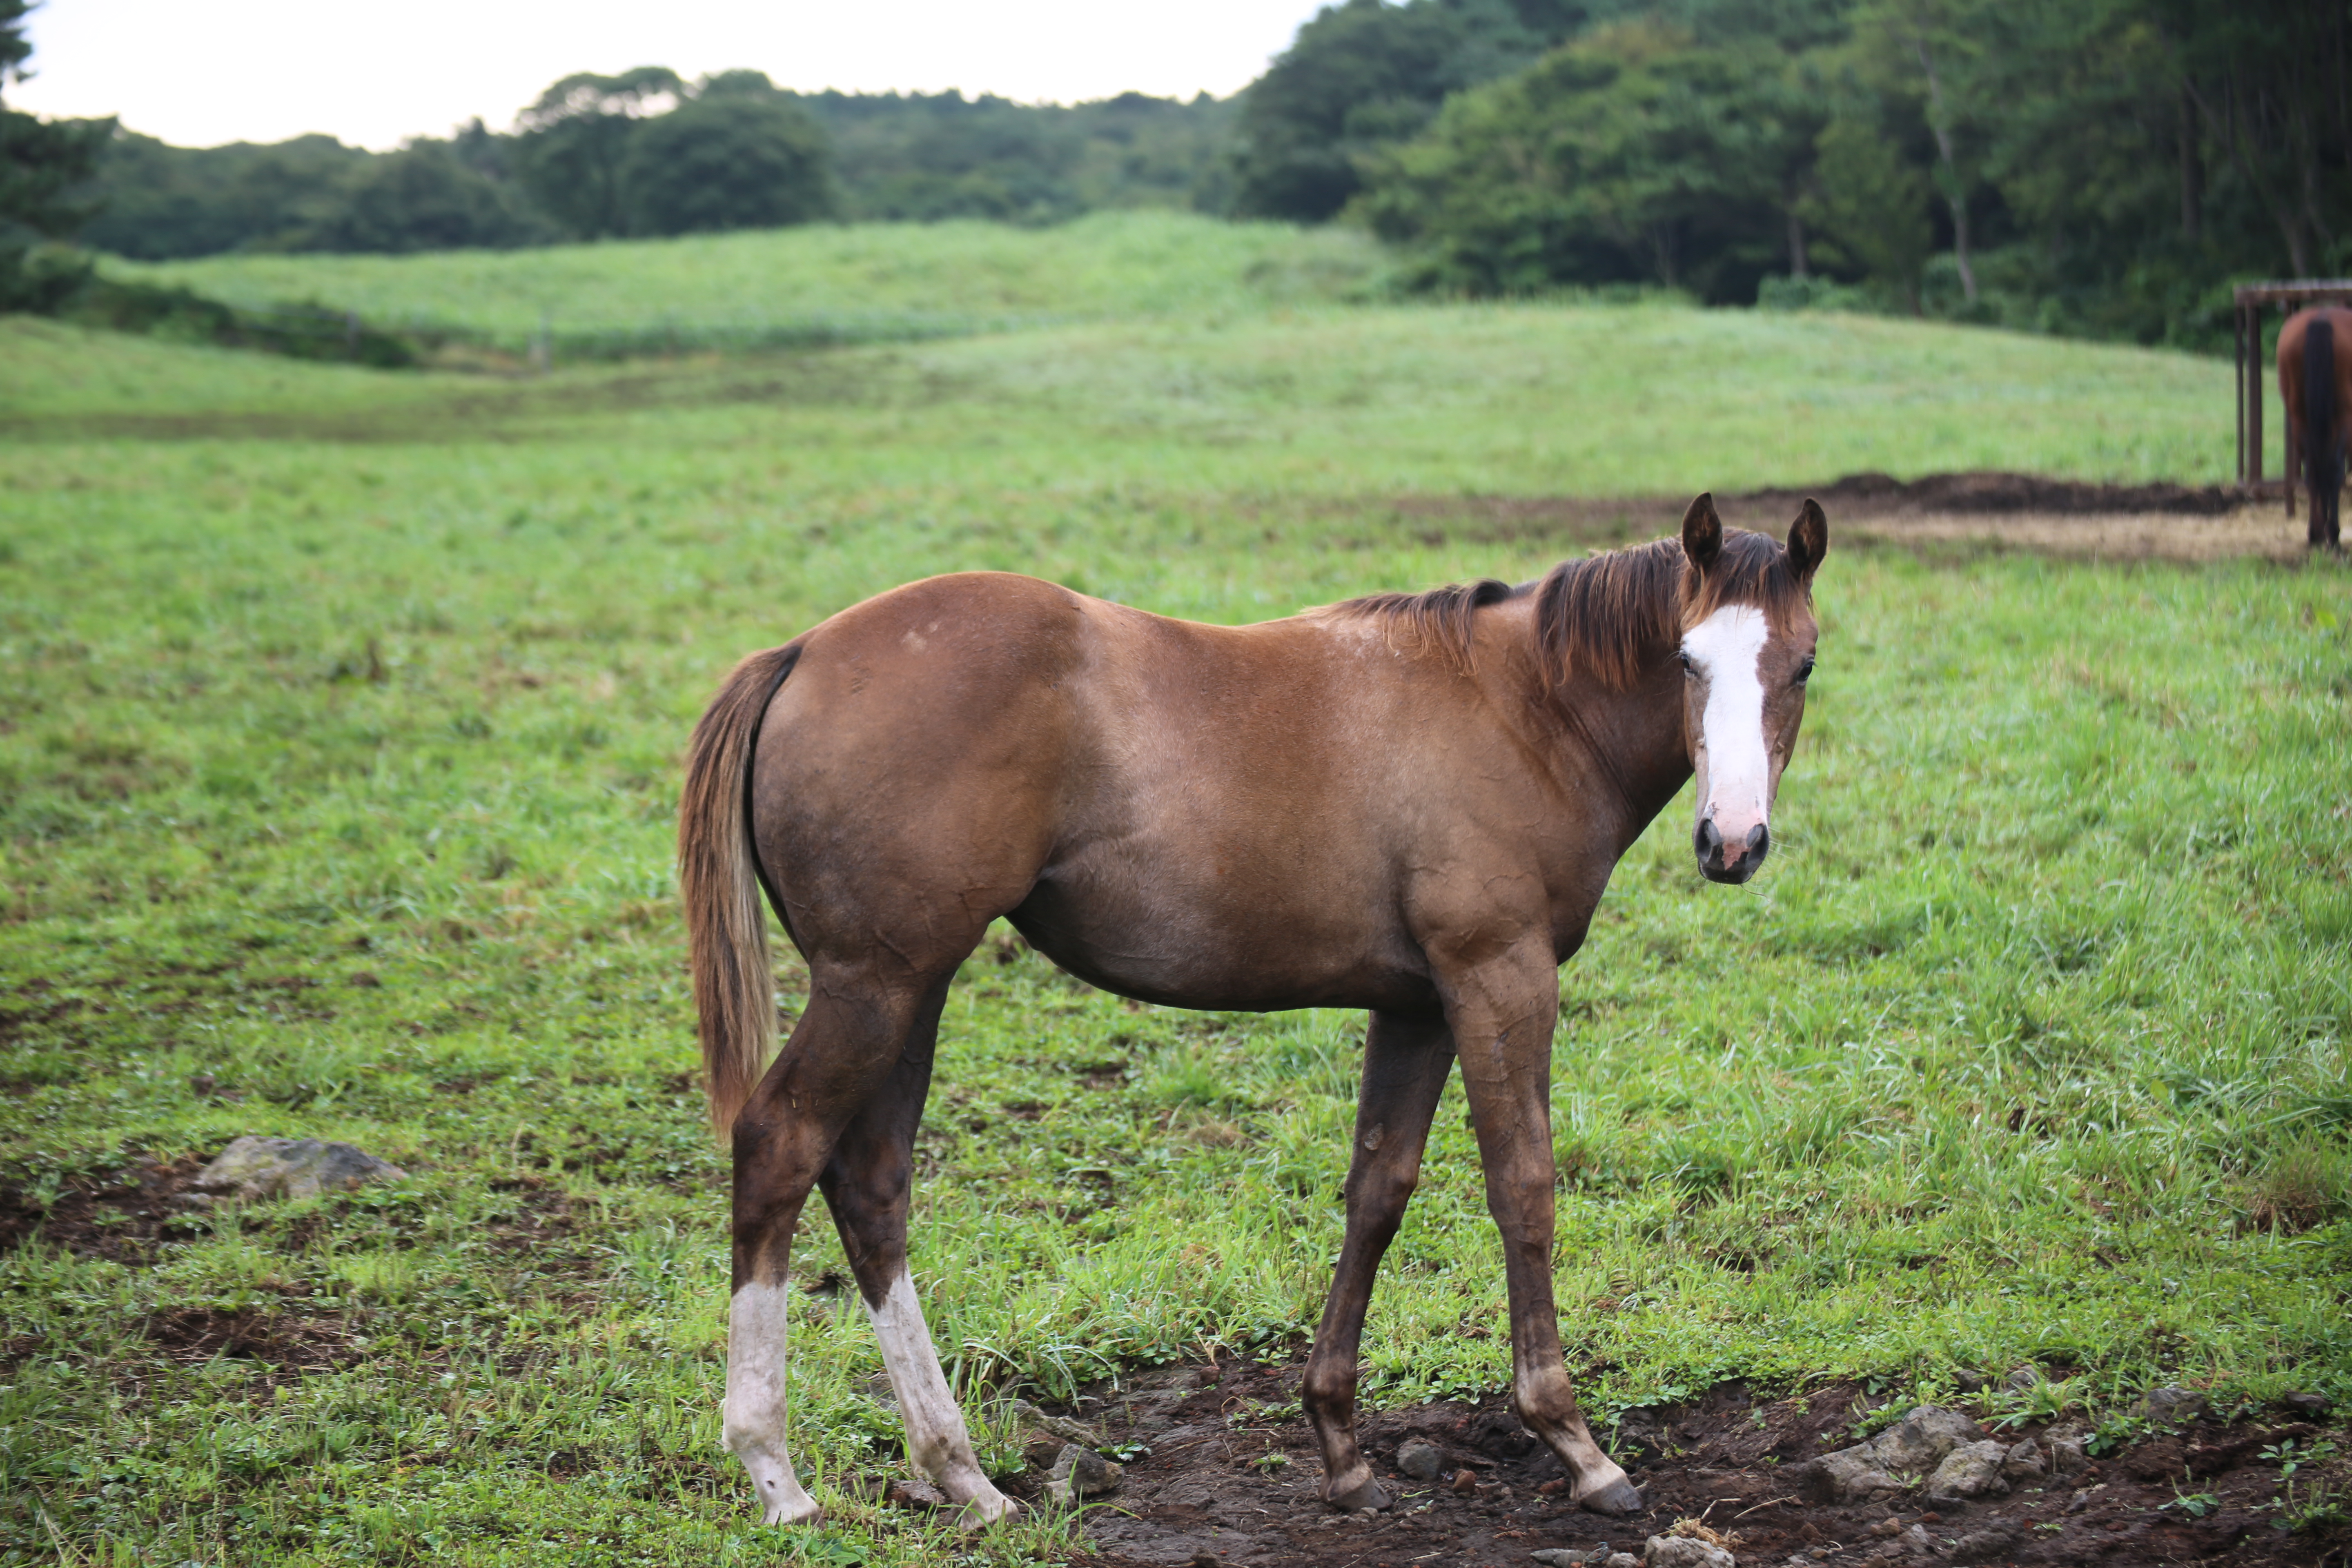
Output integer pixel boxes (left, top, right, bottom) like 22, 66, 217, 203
1694, 818, 1722, 859
1747, 824, 1769, 858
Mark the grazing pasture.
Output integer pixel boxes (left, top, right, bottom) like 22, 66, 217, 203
0, 278, 2345, 1568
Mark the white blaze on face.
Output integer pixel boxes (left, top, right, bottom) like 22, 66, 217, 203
724, 1281, 822, 1525
1682, 604, 1774, 836
866, 1270, 1015, 1521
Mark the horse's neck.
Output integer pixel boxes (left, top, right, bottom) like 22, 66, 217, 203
1546, 659, 1692, 854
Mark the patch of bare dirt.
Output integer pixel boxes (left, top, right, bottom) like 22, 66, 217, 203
949, 1363, 2350, 1568
1394, 472, 2333, 564
0, 1154, 212, 1264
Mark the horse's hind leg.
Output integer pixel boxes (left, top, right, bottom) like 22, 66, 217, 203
819, 995, 1015, 1526
725, 976, 938, 1525
1302, 1009, 1456, 1511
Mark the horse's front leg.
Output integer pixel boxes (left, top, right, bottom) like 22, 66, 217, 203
1443, 942, 1644, 1517
1301, 1009, 1456, 1510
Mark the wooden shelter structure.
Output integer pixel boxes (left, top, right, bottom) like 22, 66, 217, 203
2236, 280, 2352, 499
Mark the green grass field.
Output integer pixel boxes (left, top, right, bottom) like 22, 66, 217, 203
1, 263, 2346, 1568
100, 214, 1394, 354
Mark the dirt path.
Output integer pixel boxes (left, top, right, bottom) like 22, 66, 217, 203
1397, 471, 2337, 564
1002, 1361, 2348, 1568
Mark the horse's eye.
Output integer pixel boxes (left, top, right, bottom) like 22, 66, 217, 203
1676, 649, 1695, 674
1795, 657, 1816, 684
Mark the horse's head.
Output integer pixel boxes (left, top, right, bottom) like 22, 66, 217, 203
1675, 494, 1827, 885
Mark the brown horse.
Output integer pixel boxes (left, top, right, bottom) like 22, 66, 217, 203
679, 493, 1828, 1528
2278, 304, 2352, 547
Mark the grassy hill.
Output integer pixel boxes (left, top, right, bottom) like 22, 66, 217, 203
9, 289, 2234, 489
98, 212, 1395, 354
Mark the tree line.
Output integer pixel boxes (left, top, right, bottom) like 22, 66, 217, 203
4, 0, 2344, 348
69, 71, 1233, 261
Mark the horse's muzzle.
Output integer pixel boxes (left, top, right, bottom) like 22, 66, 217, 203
1695, 817, 1768, 884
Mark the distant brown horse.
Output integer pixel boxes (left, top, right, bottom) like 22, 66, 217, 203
2279, 305, 2352, 547
679, 494, 1828, 1528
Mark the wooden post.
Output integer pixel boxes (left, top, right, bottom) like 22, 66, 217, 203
2239, 305, 2258, 501
2237, 300, 2249, 486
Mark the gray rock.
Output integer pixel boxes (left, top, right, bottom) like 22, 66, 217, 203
1899, 1523, 1934, 1555
1605, 1555, 1643, 1568
1531, 1549, 1609, 1567
1867, 1406, 1985, 1474
2139, 1386, 2207, 1425
190, 1136, 407, 1202
1644, 1537, 1736, 1568
1397, 1439, 1445, 1482
2000, 1437, 2047, 1484
1926, 1439, 2011, 1502
2004, 1365, 2041, 1392
1011, 1399, 1103, 1448
1801, 1446, 1902, 1503
1045, 1443, 1122, 1506
1801, 1405, 1984, 1502
2283, 1391, 2330, 1416
1948, 1524, 2021, 1564
883, 1476, 946, 1507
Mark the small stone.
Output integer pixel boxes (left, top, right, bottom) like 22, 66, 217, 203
1397, 1439, 1445, 1481
2064, 1488, 2093, 1515
2046, 1434, 2088, 1474
1022, 1436, 1063, 1470
2005, 1365, 2040, 1392
883, 1476, 946, 1507
1899, 1523, 1934, 1555
2282, 1391, 2330, 1416
2138, 1387, 2207, 1425
189, 1074, 216, 1097
190, 1136, 407, 1202
2000, 1437, 2047, 1484
1800, 1447, 1902, 1503
1011, 1399, 1104, 1448
1452, 1467, 1481, 1495
1531, 1550, 1604, 1567
1948, 1524, 2022, 1564
1538, 1477, 1571, 1496
1605, 1555, 1642, 1568
1044, 1443, 1121, 1505
1925, 1439, 2009, 1502
1953, 1368, 1988, 1393
1866, 1406, 1985, 1474
1644, 1536, 1735, 1568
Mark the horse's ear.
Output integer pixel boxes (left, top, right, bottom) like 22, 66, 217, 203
1786, 498, 1828, 584
1681, 493, 1723, 570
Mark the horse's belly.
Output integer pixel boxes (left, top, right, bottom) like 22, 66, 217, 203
1009, 860, 1434, 1015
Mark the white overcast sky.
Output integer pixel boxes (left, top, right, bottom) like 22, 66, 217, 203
8, 0, 1332, 149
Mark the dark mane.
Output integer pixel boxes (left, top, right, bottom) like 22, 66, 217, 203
1335, 528, 1811, 692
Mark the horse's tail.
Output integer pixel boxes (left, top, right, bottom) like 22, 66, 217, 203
2308, 316, 2341, 502
679, 642, 800, 1137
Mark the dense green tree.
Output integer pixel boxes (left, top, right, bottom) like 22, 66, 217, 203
512, 66, 686, 239
78, 132, 368, 258
2, 0, 112, 309
1803, 114, 1934, 306
1229, 0, 1558, 221
1357, 18, 1823, 299
618, 92, 834, 235
313, 139, 554, 252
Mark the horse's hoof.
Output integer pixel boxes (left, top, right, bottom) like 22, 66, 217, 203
953, 1494, 1021, 1532
1324, 1475, 1392, 1512
1577, 1477, 1644, 1516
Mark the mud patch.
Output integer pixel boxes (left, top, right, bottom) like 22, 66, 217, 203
964, 1364, 2352, 1568
0, 1154, 212, 1264
143, 1305, 358, 1375
1394, 472, 2330, 564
